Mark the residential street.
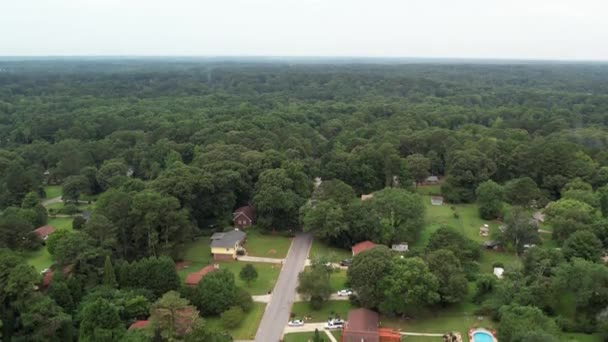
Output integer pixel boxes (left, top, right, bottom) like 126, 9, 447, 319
254, 233, 313, 342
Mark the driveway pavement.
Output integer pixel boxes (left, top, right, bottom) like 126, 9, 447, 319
238, 255, 285, 264
254, 233, 313, 342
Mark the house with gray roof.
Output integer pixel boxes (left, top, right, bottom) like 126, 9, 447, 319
210, 229, 247, 260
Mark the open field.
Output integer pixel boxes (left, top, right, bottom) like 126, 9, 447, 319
44, 185, 63, 198
330, 268, 347, 292
310, 240, 351, 262
24, 247, 52, 272
48, 217, 74, 230
283, 330, 342, 342
291, 301, 354, 322
245, 230, 292, 258
206, 303, 266, 340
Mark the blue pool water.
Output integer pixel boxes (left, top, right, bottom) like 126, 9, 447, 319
473, 331, 493, 342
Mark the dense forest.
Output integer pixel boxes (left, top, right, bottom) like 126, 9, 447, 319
1, 59, 608, 341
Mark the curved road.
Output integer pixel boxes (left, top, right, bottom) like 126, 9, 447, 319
255, 233, 313, 342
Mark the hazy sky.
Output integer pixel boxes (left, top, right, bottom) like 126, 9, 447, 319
2, 0, 607, 60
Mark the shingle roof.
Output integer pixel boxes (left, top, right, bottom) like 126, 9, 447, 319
185, 265, 218, 286
128, 320, 150, 330
210, 229, 246, 248
352, 241, 376, 255
233, 205, 255, 221
345, 308, 379, 333
33, 225, 55, 238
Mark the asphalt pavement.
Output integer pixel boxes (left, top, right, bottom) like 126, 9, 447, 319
254, 233, 313, 342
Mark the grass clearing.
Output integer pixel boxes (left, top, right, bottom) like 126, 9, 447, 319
330, 269, 348, 292
560, 333, 601, 342
48, 217, 74, 230
24, 247, 52, 272
44, 185, 63, 198
245, 230, 292, 258
291, 300, 353, 322
206, 303, 265, 340
310, 240, 351, 262
283, 331, 341, 342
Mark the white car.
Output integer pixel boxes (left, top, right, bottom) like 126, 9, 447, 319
40, 268, 50, 274
325, 319, 344, 329
288, 319, 304, 327
337, 289, 353, 296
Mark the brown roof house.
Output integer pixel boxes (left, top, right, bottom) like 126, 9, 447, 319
341, 308, 400, 342
33, 225, 56, 241
184, 264, 219, 286
352, 241, 376, 256
233, 205, 255, 229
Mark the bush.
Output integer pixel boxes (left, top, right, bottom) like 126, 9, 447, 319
453, 212, 459, 219
221, 306, 244, 329
61, 203, 80, 215
492, 262, 504, 268
72, 216, 86, 230
310, 296, 324, 310
235, 287, 253, 312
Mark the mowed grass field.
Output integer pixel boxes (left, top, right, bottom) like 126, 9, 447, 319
309, 240, 351, 262
206, 302, 266, 340
245, 230, 292, 258
283, 331, 342, 342
44, 185, 63, 198
291, 301, 353, 322
178, 236, 281, 295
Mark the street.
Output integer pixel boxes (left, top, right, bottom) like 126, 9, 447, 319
254, 233, 313, 342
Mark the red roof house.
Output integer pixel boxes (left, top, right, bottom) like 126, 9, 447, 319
33, 225, 56, 240
233, 205, 255, 228
42, 264, 74, 288
184, 264, 219, 286
352, 241, 376, 256
341, 308, 400, 342
128, 320, 150, 330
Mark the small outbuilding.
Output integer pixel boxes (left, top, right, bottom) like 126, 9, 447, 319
479, 225, 490, 237
210, 229, 247, 260
391, 243, 409, 253
425, 175, 440, 184
361, 194, 374, 201
233, 205, 255, 228
431, 196, 444, 206
352, 241, 376, 256
493, 267, 504, 279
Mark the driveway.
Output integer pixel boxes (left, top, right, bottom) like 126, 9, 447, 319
254, 233, 313, 342
238, 255, 284, 264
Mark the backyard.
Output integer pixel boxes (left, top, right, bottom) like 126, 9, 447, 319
25, 216, 74, 271
44, 185, 63, 199
206, 303, 266, 340
291, 301, 353, 322
309, 240, 351, 263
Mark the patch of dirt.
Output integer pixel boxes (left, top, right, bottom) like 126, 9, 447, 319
267, 249, 277, 255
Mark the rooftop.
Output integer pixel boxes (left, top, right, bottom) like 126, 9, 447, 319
33, 225, 55, 238
210, 229, 246, 248
352, 241, 376, 256
233, 205, 255, 220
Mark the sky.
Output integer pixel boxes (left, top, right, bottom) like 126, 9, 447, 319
1, 0, 607, 60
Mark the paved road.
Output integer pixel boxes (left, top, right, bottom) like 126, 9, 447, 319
255, 233, 313, 342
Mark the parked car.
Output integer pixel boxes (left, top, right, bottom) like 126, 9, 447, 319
340, 259, 352, 266
325, 319, 344, 329
288, 319, 304, 327
40, 268, 50, 274
337, 289, 353, 296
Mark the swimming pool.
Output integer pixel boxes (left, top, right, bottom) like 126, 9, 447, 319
472, 331, 494, 342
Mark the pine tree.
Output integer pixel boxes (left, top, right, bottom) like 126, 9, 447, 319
103, 256, 117, 288
313, 328, 324, 342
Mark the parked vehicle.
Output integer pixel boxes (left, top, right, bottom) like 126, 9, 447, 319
325, 319, 344, 329
340, 259, 352, 266
288, 319, 304, 327
337, 289, 353, 296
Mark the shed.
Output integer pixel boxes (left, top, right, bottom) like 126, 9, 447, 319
391, 243, 409, 253
430, 196, 444, 206
493, 267, 504, 279
425, 175, 440, 184
352, 241, 376, 256
361, 194, 374, 201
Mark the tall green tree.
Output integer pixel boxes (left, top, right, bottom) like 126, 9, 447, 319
366, 188, 425, 244
476, 180, 504, 219
192, 269, 237, 316
79, 297, 125, 342
562, 230, 602, 262
297, 265, 332, 309
347, 246, 393, 309
103, 256, 117, 288
427, 249, 468, 304
498, 207, 540, 255
239, 264, 258, 286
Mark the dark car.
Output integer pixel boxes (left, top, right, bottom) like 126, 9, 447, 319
340, 259, 352, 266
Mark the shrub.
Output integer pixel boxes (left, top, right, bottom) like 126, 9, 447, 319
221, 306, 244, 329
235, 287, 253, 312
72, 216, 86, 230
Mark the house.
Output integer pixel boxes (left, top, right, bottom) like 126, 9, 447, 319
210, 229, 247, 260
341, 308, 400, 342
483, 240, 500, 250
430, 196, 444, 206
361, 194, 374, 201
352, 241, 376, 256
425, 175, 440, 184
128, 320, 150, 330
33, 225, 56, 241
391, 243, 409, 253
233, 205, 255, 228
184, 264, 219, 286
42, 265, 74, 288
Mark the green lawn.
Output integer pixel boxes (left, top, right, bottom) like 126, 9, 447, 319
45, 201, 91, 211
291, 300, 354, 322
48, 217, 74, 230
206, 303, 265, 340
416, 184, 442, 196
178, 236, 280, 295
283, 330, 340, 342
310, 240, 352, 263
44, 185, 63, 198
330, 269, 348, 292
245, 230, 292, 258
24, 247, 52, 272
560, 333, 602, 342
